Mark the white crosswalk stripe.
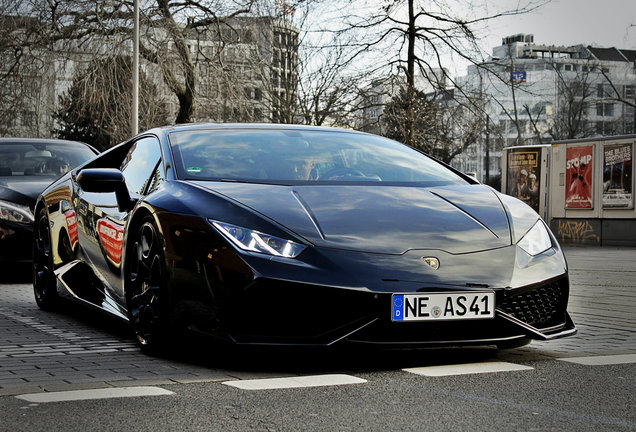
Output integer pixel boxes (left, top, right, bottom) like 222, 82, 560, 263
15, 386, 174, 403
403, 361, 534, 377
557, 354, 636, 366
222, 374, 367, 390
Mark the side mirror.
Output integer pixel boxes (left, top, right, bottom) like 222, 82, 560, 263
77, 168, 135, 212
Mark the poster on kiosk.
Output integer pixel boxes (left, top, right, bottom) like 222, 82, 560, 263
505, 147, 543, 215
565, 145, 594, 209
603, 143, 633, 208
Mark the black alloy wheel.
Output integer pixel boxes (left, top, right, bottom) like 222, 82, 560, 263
32, 208, 58, 310
126, 217, 169, 352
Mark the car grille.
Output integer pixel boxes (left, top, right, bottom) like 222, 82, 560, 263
497, 278, 568, 329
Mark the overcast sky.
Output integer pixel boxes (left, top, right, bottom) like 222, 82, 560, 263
481, 0, 635, 53
435, 0, 636, 76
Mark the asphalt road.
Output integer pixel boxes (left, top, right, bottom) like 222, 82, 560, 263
1, 247, 635, 431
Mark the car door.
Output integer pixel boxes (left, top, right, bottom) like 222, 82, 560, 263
76, 136, 164, 304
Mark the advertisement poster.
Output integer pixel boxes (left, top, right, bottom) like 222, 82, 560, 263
565, 145, 594, 209
506, 148, 541, 213
603, 143, 633, 208
97, 218, 124, 267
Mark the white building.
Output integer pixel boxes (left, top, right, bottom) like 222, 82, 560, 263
451, 34, 636, 183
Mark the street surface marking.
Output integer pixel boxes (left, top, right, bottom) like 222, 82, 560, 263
403, 361, 533, 377
222, 374, 367, 390
557, 354, 636, 366
15, 386, 174, 403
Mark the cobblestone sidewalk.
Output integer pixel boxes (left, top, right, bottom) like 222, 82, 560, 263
501, 246, 636, 361
0, 283, 234, 396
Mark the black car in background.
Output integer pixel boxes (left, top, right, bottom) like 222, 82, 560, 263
0, 138, 98, 265
33, 124, 576, 353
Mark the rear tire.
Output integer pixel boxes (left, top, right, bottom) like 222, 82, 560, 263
32, 207, 58, 310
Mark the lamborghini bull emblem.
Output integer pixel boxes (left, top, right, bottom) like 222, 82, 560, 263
422, 256, 440, 270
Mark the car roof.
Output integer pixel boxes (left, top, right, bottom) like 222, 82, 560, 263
151, 123, 371, 136
0, 138, 98, 155
0, 137, 90, 146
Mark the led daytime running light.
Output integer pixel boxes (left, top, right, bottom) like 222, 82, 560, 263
211, 220, 305, 258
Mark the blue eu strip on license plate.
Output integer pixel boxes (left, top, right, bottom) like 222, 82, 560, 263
392, 292, 495, 322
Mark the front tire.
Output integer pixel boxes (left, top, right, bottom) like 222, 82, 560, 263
126, 217, 170, 353
32, 207, 58, 310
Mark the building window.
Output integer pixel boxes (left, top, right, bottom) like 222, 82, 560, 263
597, 84, 605, 98
272, 49, 280, 67
596, 102, 614, 117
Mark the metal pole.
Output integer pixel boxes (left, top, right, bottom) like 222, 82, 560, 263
132, 0, 139, 135
485, 115, 490, 184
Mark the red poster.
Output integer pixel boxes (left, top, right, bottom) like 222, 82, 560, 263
565, 145, 594, 208
97, 218, 124, 266
64, 209, 78, 247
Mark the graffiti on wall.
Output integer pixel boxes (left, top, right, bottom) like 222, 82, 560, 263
552, 219, 601, 245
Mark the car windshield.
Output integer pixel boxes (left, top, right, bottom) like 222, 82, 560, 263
0, 141, 95, 178
169, 129, 467, 186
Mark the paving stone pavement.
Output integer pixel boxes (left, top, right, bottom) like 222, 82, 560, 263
0, 283, 235, 396
1, 246, 635, 395
499, 246, 636, 361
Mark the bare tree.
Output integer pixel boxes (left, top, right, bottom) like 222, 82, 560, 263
383, 88, 483, 163
330, 0, 541, 147
523, 102, 546, 144
0, 1, 52, 136
549, 66, 596, 140
192, 15, 289, 124
245, 0, 364, 126
54, 55, 168, 149
295, 35, 359, 126
42, 0, 255, 124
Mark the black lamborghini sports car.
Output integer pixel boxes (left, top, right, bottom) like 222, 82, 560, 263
33, 124, 576, 351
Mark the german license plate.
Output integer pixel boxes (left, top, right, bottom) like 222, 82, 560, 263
392, 292, 495, 321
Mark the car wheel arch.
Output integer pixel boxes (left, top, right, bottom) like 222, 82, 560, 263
122, 208, 173, 352
33, 199, 47, 222
122, 206, 167, 294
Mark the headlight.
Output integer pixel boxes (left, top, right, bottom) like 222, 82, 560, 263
0, 200, 34, 224
517, 220, 552, 256
211, 220, 306, 258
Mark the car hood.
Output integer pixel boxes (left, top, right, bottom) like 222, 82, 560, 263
0, 176, 56, 208
193, 182, 512, 254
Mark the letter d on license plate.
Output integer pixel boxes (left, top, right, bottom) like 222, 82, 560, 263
392, 292, 495, 321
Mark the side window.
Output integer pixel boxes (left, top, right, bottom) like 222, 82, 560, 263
120, 137, 163, 195
146, 161, 164, 194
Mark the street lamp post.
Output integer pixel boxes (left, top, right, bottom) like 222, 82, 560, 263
132, 0, 139, 135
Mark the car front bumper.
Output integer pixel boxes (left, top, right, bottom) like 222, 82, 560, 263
164, 216, 577, 348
